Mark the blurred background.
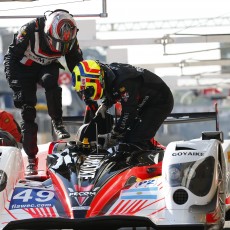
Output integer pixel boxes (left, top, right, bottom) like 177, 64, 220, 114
0, 0, 230, 145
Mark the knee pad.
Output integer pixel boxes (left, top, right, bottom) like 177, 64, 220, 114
21, 105, 36, 122
41, 74, 59, 90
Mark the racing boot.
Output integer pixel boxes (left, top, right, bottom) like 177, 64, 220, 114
52, 119, 70, 140
25, 157, 38, 176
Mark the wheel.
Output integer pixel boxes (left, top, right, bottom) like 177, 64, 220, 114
206, 162, 226, 230
217, 161, 226, 229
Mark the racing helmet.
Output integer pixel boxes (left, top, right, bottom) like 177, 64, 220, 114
44, 9, 78, 54
72, 60, 104, 101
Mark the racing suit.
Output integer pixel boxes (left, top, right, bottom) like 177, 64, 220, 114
4, 17, 83, 158
0, 110, 22, 143
102, 63, 174, 147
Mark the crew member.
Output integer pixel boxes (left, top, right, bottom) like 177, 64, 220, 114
72, 60, 174, 149
4, 9, 84, 175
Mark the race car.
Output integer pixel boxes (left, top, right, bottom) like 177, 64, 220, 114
1, 109, 230, 230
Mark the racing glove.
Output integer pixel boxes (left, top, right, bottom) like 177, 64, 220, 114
98, 132, 118, 148
107, 133, 118, 148
98, 130, 124, 148
107, 130, 124, 147
95, 104, 107, 119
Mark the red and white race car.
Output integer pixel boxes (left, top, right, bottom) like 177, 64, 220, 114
1, 110, 230, 230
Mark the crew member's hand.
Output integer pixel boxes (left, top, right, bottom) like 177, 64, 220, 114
107, 133, 118, 147
108, 130, 124, 147
95, 104, 107, 118
98, 132, 118, 148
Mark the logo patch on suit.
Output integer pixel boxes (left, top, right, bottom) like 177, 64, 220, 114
16, 26, 27, 43
121, 92, 129, 102
4, 118, 10, 123
119, 87, 126, 92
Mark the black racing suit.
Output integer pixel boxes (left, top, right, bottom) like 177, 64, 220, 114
102, 63, 174, 146
4, 17, 83, 158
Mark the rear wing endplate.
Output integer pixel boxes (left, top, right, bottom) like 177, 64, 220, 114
164, 103, 219, 131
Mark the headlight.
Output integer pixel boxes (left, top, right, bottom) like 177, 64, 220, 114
166, 156, 215, 196
169, 167, 181, 181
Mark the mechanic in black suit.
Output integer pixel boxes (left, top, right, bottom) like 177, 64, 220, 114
4, 9, 83, 175
72, 60, 174, 149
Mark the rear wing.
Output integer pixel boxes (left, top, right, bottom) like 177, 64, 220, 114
61, 112, 218, 126
164, 103, 219, 131
53, 104, 219, 140
164, 111, 218, 128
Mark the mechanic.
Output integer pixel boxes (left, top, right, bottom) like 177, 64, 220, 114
4, 9, 83, 175
72, 60, 174, 150
0, 109, 22, 145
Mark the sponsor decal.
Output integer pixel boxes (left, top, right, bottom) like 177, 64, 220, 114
138, 96, 149, 109
79, 155, 104, 179
120, 187, 158, 200
69, 186, 100, 206
9, 188, 56, 210
121, 92, 129, 102
172, 152, 204, 156
69, 191, 97, 197
99, 75, 104, 87
119, 87, 126, 92
119, 113, 129, 130
4, 118, 10, 123
81, 78, 86, 88
135, 179, 156, 188
25, 52, 53, 65
16, 26, 27, 43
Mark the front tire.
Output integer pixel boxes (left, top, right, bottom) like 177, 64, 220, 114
206, 162, 226, 230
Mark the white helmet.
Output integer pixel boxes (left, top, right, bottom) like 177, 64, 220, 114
44, 9, 78, 54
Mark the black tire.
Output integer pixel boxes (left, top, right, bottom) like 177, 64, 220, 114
206, 162, 226, 230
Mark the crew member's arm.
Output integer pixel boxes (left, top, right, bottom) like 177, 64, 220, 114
4, 23, 31, 89
65, 39, 83, 72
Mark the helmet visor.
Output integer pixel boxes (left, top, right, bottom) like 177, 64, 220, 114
46, 35, 76, 54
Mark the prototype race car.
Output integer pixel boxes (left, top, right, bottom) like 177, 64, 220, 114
1, 108, 230, 230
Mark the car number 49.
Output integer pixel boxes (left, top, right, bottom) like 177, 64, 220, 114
13, 189, 55, 202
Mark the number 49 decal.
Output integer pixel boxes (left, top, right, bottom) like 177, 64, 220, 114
13, 188, 55, 202
9, 188, 56, 210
